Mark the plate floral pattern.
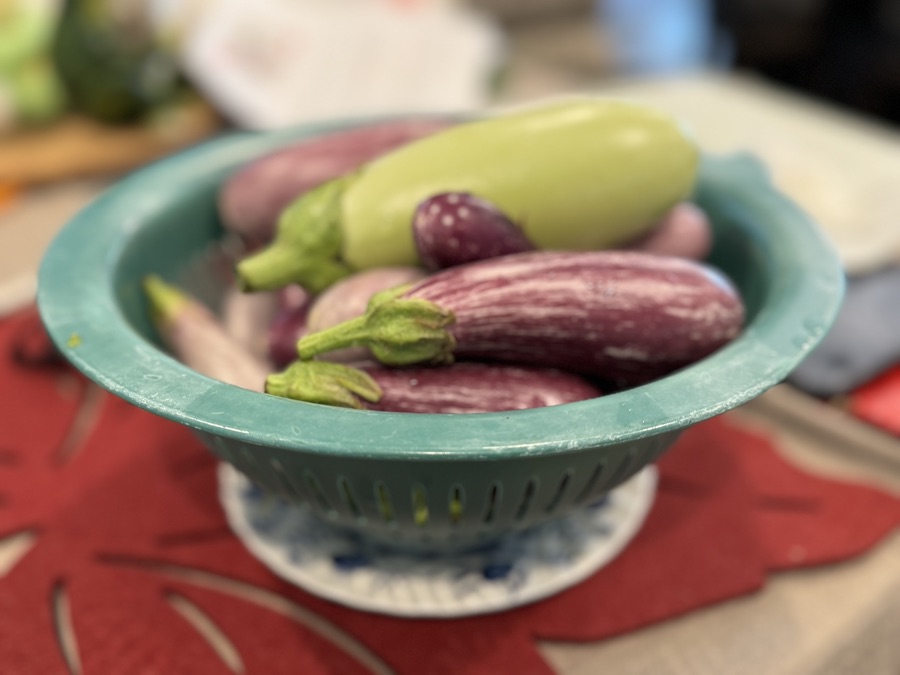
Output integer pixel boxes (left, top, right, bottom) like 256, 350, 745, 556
219, 464, 657, 618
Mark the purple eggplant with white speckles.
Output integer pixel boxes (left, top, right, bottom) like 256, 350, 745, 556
413, 192, 535, 270
266, 360, 602, 412
297, 250, 745, 386
413, 192, 714, 272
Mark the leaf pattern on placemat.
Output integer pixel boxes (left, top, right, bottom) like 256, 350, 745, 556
1, 307, 898, 675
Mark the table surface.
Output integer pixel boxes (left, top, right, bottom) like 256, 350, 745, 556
3, 67, 900, 675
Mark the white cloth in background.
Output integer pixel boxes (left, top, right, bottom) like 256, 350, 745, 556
168, 0, 505, 129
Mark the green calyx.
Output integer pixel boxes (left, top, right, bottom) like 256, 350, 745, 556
297, 296, 456, 366
235, 175, 354, 293
265, 360, 382, 409
368, 283, 414, 308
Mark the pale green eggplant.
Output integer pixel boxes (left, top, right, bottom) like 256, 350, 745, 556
236, 98, 699, 293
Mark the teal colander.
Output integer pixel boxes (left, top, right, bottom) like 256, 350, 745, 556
37, 115, 844, 553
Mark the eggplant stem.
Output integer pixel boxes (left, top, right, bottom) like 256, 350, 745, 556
296, 298, 456, 366
296, 316, 371, 357
236, 247, 350, 294
235, 176, 353, 294
266, 361, 382, 409
143, 275, 189, 326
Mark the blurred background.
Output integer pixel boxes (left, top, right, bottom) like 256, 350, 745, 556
5, 0, 900, 272
2, 0, 900, 159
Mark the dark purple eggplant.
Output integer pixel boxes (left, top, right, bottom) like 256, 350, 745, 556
412, 192, 535, 270
267, 284, 313, 368
297, 251, 745, 386
268, 305, 310, 369
265, 360, 601, 412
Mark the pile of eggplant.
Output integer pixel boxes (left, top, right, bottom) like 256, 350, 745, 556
145, 99, 745, 414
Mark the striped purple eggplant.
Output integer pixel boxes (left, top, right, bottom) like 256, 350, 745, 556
143, 276, 271, 392
266, 360, 602, 412
219, 119, 452, 246
297, 251, 745, 386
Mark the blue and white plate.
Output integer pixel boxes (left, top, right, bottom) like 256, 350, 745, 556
219, 464, 657, 618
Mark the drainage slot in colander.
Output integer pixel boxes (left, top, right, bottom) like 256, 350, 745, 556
269, 459, 313, 505
449, 485, 464, 525
606, 452, 636, 490
545, 470, 572, 514
238, 449, 271, 491
575, 463, 606, 504
238, 448, 258, 473
482, 483, 501, 523
411, 485, 429, 526
514, 479, 537, 521
211, 438, 232, 463
338, 477, 362, 521
269, 459, 301, 500
304, 471, 334, 517
374, 483, 395, 524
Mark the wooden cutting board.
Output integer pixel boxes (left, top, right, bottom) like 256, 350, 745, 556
0, 97, 221, 185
